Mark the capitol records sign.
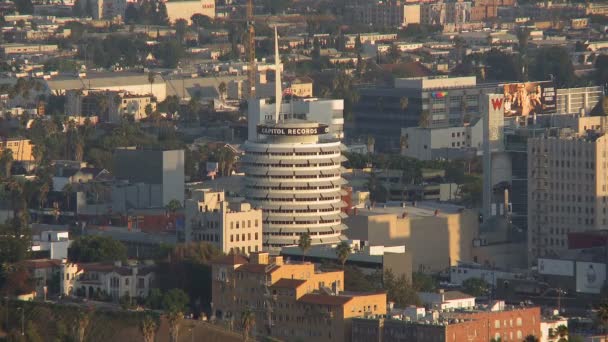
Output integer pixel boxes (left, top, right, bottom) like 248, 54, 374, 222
257, 124, 329, 136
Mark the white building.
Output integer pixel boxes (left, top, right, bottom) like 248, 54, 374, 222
540, 317, 568, 342
241, 120, 348, 254
248, 98, 344, 141
418, 289, 476, 310
165, 0, 215, 24
449, 263, 520, 287
185, 189, 263, 255
32, 230, 70, 260
401, 118, 483, 160
60, 261, 155, 300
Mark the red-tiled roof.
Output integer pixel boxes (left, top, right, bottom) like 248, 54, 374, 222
299, 294, 353, 306
212, 254, 249, 265
20, 259, 62, 269
270, 279, 306, 289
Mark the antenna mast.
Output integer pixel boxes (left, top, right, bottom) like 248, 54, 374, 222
274, 26, 282, 123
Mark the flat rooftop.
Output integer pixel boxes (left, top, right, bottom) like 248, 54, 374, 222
356, 201, 466, 217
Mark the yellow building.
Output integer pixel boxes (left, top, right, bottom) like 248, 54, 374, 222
185, 189, 263, 255
0, 137, 35, 162
345, 204, 479, 273
211, 252, 387, 342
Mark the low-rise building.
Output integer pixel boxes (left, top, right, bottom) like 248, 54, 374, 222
0, 137, 35, 162
31, 230, 70, 260
20, 259, 63, 299
185, 189, 262, 255
344, 202, 479, 273
211, 252, 387, 342
418, 289, 476, 310
0, 43, 58, 56
352, 304, 541, 342
60, 261, 155, 300
540, 317, 568, 342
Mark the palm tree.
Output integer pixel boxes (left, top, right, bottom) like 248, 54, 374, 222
166, 199, 182, 216
241, 308, 255, 341
148, 72, 156, 95
167, 310, 183, 342
419, 110, 431, 128
72, 309, 91, 342
298, 232, 312, 261
139, 315, 158, 342
366, 135, 375, 155
39, 182, 50, 210
399, 97, 409, 113
335, 241, 351, 269
597, 301, 608, 331
218, 81, 227, 100
556, 324, 568, 341
0, 148, 13, 178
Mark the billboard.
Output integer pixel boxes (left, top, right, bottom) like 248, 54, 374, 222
502, 82, 556, 117
538, 258, 574, 277
576, 262, 606, 294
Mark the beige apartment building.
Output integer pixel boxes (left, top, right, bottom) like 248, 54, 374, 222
185, 189, 262, 255
0, 137, 35, 162
109, 92, 156, 123
528, 127, 608, 263
344, 204, 479, 273
211, 252, 387, 342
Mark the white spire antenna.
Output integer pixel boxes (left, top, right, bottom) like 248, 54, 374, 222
274, 26, 282, 123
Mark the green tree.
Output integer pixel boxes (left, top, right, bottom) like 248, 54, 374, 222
166, 199, 182, 215
595, 54, 608, 87
241, 308, 255, 341
596, 300, 608, 330
523, 335, 539, 342
124, 3, 138, 23
161, 288, 189, 313
72, 309, 91, 342
461, 277, 490, 297
298, 232, 312, 261
335, 241, 351, 269
218, 81, 227, 100
531, 47, 577, 87
191, 14, 212, 29
419, 110, 430, 128
384, 269, 420, 307
68, 235, 127, 262
148, 71, 156, 95
25, 321, 43, 342
412, 272, 436, 292
175, 18, 188, 42
14, 0, 33, 13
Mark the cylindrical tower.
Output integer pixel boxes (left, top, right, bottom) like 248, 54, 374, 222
242, 121, 347, 254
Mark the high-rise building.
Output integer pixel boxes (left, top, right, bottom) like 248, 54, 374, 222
527, 128, 608, 263
241, 121, 347, 254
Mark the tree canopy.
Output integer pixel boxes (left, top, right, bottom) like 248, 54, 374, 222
68, 235, 127, 263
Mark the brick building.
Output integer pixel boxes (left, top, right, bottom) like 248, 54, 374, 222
352, 305, 541, 341
211, 252, 387, 341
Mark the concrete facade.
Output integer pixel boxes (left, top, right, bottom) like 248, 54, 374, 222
185, 189, 263, 255
113, 148, 185, 206
165, 0, 215, 24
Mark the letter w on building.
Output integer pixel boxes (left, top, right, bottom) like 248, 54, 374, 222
491, 98, 503, 111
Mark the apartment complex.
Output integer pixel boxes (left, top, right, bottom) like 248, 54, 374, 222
353, 0, 420, 28
185, 189, 263, 255
352, 305, 541, 342
65, 89, 156, 123
211, 252, 387, 342
527, 130, 608, 263
0, 43, 58, 56
165, 0, 216, 24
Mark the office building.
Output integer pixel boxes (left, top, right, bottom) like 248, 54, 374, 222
184, 189, 263, 255
211, 252, 387, 342
248, 98, 345, 141
400, 118, 483, 160
241, 120, 347, 254
527, 129, 608, 263
113, 148, 185, 206
73, 0, 126, 19
65, 89, 156, 123
354, 0, 420, 28
556, 86, 603, 115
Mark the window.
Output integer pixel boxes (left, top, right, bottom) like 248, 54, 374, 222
236, 235, 240, 242
248, 220, 251, 228
248, 233, 251, 240
230, 235, 234, 242
125, 278, 129, 285
494, 320, 500, 328
230, 222, 234, 229
255, 219, 259, 227
516, 317, 522, 326
236, 222, 240, 229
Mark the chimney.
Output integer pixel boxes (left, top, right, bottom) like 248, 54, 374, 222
251, 252, 269, 265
